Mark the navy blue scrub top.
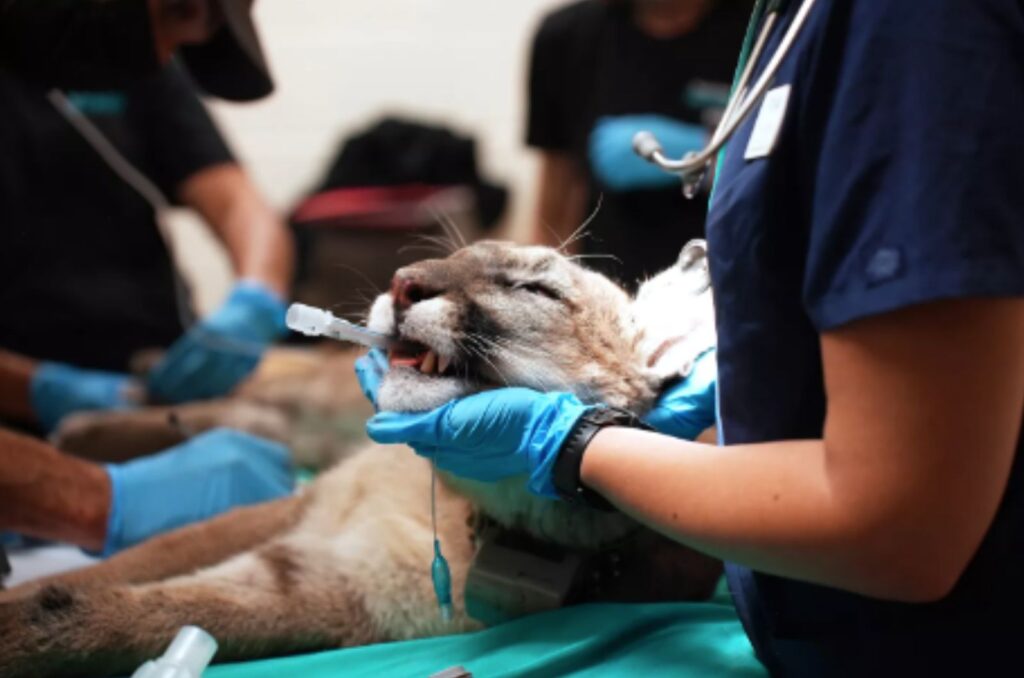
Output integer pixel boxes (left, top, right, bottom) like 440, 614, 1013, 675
707, 1, 1024, 675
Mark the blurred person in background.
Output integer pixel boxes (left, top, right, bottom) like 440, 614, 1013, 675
0, 0, 271, 99
0, 60, 293, 425
527, 0, 747, 289
0, 0, 295, 562
0, 0, 291, 422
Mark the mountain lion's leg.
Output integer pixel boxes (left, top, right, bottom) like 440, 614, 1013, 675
52, 401, 291, 463
0, 534, 381, 678
1, 495, 305, 602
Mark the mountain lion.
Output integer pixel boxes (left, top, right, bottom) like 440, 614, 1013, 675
0, 239, 718, 678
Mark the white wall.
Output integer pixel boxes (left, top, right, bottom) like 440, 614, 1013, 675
213, 0, 559, 233
175, 0, 560, 312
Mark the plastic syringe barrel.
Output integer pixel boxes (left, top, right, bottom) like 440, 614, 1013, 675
163, 626, 217, 675
131, 625, 217, 678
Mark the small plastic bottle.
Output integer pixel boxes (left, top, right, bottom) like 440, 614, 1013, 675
131, 626, 218, 678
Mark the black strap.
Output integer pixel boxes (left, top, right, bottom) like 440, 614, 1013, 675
552, 406, 652, 510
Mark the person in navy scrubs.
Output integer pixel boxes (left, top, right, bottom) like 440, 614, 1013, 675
361, 1, 1024, 674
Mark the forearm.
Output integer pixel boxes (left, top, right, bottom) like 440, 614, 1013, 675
0, 428, 109, 551
222, 194, 294, 297
181, 164, 294, 297
581, 428, 942, 602
0, 349, 37, 425
532, 152, 587, 250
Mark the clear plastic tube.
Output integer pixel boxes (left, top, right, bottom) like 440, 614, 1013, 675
286, 303, 390, 349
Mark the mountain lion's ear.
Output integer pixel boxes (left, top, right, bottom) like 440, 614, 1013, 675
677, 239, 710, 293
633, 240, 715, 383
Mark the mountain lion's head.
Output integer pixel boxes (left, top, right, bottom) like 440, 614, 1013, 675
368, 239, 714, 416
360, 238, 716, 547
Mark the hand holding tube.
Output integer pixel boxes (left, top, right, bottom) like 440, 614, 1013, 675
354, 348, 389, 410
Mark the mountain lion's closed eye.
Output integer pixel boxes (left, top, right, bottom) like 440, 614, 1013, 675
0, 240, 718, 678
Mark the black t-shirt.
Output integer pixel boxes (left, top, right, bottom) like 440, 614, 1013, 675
526, 0, 749, 289
0, 62, 233, 371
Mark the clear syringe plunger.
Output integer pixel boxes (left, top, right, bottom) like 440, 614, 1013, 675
286, 303, 390, 349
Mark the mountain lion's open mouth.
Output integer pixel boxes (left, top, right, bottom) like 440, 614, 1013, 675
387, 339, 456, 377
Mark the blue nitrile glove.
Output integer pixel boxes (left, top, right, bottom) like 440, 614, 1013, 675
368, 389, 591, 498
589, 114, 707, 191
354, 348, 389, 410
148, 280, 287, 403
30, 362, 136, 433
643, 348, 717, 440
102, 428, 293, 556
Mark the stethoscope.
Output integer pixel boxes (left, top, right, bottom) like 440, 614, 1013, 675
632, 0, 820, 198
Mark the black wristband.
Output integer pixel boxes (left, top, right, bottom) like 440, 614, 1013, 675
552, 406, 651, 510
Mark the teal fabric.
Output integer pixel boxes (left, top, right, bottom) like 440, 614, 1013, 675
207, 579, 765, 677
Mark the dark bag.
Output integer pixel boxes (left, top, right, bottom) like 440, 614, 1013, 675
288, 117, 508, 317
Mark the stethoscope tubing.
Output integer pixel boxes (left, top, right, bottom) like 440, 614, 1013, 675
633, 0, 820, 187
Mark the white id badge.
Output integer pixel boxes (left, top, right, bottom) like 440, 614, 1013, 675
744, 84, 791, 161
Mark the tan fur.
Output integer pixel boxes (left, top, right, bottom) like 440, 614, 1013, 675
0, 241, 719, 678
54, 349, 373, 468
7, 496, 308, 597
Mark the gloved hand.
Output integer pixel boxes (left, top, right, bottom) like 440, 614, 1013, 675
589, 114, 707, 191
148, 280, 287, 404
643, 348, 718, 440
367, 389, 591, 498
30, 362, 137, 433
102, 428, 293, 556
354, 348, 388, 410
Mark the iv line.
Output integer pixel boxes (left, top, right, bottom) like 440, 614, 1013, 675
431, 461, 454, 622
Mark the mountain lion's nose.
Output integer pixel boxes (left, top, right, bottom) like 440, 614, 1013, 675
391, 270, 442, 309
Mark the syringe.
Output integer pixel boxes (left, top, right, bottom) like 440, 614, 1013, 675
286, 303, 391, 349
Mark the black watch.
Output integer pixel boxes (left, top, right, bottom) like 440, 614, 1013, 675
551, 406, 652, 510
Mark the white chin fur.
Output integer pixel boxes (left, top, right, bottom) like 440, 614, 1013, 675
366, 294, 396, 335
368, 292, 477, 412
376, 368, 480, 413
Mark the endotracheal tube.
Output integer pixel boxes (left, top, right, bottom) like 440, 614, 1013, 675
431, 462, 453, 622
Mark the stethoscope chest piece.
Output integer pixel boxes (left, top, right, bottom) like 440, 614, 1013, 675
632, 0, 819, 197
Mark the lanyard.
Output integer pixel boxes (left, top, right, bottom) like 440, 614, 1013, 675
635, 0, 817, 202
709, 0, 769, 208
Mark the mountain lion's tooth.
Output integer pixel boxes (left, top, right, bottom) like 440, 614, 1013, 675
420, 350, 437, 374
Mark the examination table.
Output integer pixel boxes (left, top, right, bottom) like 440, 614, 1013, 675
207, 578, 765, 677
